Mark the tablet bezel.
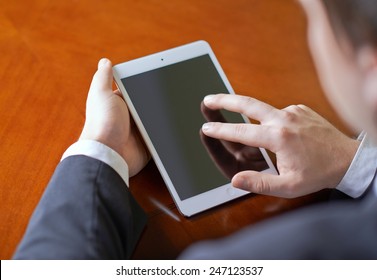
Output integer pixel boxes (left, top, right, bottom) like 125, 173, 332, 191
113, 40, 277, 217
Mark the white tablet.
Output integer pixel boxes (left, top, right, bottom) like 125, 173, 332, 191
113, 41, 277, 217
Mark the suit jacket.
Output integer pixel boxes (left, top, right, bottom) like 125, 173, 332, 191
181, 193, 377, 259
14, 155, 377, 259
13, 155, 146, 259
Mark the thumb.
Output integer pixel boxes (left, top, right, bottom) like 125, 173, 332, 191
232, 170, 295, 198
89, 58, 113, 93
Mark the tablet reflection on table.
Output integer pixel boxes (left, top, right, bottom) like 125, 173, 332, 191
200, 101, 269, 180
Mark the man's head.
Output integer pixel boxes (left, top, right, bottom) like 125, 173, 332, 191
299, 0, 377, 139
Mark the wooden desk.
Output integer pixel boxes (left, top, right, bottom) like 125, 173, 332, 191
0, 0, 346, 259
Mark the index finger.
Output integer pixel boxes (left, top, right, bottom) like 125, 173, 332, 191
203, 94, 280, 123
202, 122, 276, 151
201, 101, 253, 153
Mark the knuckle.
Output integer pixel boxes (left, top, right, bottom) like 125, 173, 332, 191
241, 95, 254, 104
241, 96, 256, 114
234, 124, 248, 138
283, 109, 297, 123
282, 104, 291, 110
296, 104, 308, 110
276, 126, 292, 141
243, 96, 256, 105
282, 104, 307, 118
252, 178, 271, 194
281, 109, 298, 122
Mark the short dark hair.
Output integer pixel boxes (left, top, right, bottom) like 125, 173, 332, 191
322, 0, 377, 49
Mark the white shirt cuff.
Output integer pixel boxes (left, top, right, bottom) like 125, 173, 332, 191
336, 133, 377, 198
61, 140, 129, 187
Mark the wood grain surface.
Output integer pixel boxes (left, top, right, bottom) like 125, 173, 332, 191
0, 0, 347, 259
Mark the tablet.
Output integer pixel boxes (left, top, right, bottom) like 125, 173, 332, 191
113, 41, 277, 217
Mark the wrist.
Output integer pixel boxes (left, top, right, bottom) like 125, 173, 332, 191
79, 122, 123, 158
330, 138, 360, 189
62, 140, 130, 186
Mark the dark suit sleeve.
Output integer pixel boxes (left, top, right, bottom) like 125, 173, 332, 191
180, 196, 377, 259
13, 155, 146, 259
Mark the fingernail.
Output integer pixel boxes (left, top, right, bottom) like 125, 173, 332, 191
204, 94, 215, 104
98, 58, 110, 68
202, 123, 211, 131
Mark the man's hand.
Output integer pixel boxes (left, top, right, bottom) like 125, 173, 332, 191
200, 101, 268, 179
202, 94, 359, 198
80, 58, 149, 177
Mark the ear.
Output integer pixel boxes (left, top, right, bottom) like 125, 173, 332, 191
357, 47, 377, 107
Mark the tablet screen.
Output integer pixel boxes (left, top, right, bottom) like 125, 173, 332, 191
121, 54, 268, 200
